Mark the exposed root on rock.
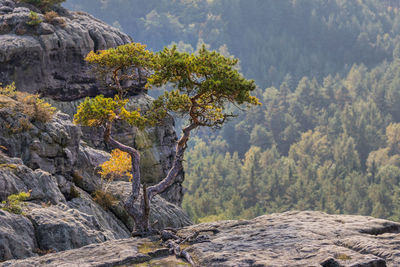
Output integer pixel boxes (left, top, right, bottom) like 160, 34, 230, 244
156, 228, 219, 267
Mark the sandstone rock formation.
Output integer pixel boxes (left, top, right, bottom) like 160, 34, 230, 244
0, 209, 37, 261
0, 237, 188, 267
181, 211, 395, 266
0, 0, 133, 101
0, 0, 190, 263
0, 110, 191, 262
0, 0, 185, 205
2, 211, 399, 267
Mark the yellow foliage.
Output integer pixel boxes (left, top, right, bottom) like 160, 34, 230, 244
99, 149, 133, 186
0, 83, 56, 124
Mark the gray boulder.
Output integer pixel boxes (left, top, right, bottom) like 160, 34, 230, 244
73, 142, 109, 193
0, 111, 80, 177
0, 210, 37, 261
0, 153, 65, 204
67, 189, 130, 240
25, 203, 113, 252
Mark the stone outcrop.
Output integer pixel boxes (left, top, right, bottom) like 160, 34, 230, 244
0, 153, 66, 204
0, 0, 191, 263
180, 211, 395, 266
3, 211, 400, 267
0, 0, 134, 101
0, 0, 185, 205
0, 210, 37, 262
25, 203, 127, 253
0, 238, 189, 267
47, 95, 185, 205
0, 109, 191, 262
0, 111, 80, 177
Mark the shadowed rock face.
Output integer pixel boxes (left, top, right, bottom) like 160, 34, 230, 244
0, 0, 136, 101
2, 211, 399, 267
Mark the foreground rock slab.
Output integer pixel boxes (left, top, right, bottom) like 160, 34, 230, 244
177, 210, 398, 267
0, 238, 152, 267
2, 211, 400, 266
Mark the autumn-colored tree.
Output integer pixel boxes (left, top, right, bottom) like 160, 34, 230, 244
74, 42, 259, 235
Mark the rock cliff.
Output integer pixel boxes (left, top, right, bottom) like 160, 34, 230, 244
0, 0, 133, 100
0, 0, 190, 263
0, 0, 184, 205
2, 211, 399, 267
0, 111, 191, 262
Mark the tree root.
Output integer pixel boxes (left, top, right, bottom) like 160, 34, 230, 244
166, 240, 197, 266
158, 228, 219, 267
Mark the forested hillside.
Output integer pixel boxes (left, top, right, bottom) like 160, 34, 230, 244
64, 0, 400, 88
64, 0, 400, 223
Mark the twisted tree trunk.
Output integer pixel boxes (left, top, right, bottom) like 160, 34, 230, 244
103, 122, 197, 234
147, 123, 197, 201
104, 122, 150, 234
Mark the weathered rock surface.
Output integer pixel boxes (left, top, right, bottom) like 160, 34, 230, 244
3, 211, 400, 266
0, 238, 187, 267
25, 202, 126, 253
0, 210, 38, 261
0, 152, 66, 204
0, 108, 190, 261
67, 189, 131, 240
179, 211, 397, 267
0, 0, 134, 101
0, 111, 80, 176
47, 94, 185, 205
107, 181, 192, 231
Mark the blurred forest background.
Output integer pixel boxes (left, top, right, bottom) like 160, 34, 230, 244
64, 0, 400, 223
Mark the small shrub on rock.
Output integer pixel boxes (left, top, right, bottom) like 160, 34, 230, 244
68, 185, 80, 200
92, 189, 117, 211
26, 11, 42, 26
21, 95, 56, 123
0, 191, 31, 214
44, 11, 65, 26
0, 83, 56, 124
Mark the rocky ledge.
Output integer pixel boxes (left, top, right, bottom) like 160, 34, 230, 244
0, 111, 191, 262
0, 0, 134, 101
2, 211, 399, 267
